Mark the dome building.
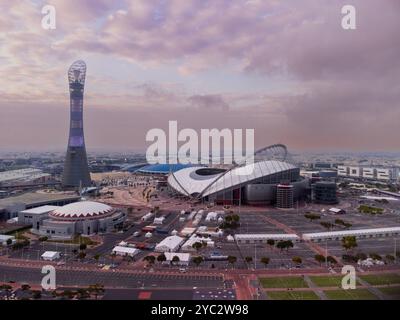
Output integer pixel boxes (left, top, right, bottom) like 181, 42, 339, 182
34, 201, 126, 239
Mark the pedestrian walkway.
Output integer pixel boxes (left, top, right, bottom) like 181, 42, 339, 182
304, 275, 327, 300
356, 276, 388, 300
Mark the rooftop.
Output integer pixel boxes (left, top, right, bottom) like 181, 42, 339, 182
303, 227, 400, 240
0, 192, 80, 209
0, 168, 50, 183
234, 234, 299, 240
50, 201, 113, 219
155, 235, 185, 250
137, 163, 196, 174
19, 205, 60, 215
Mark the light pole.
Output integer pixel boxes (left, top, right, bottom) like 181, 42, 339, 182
254, 243, 257, 270
325, 240, 328, 269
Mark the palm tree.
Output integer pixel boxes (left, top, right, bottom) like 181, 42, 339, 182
157, 253, 166, 264
314, 254, 326, 266
76, 288, 90, 300
342, 236, 357, 252
77, 251, 86, 261
88, 284, 105, 300
143, 255, 156, 266
21, 284, 31, 291
192, 242, 203, 252
245, 256, 253, 266
260, 257, 270, 268
0, 284, 12, 300
266, 239, 275, 249
93, 254, 101, 264
327, 256, 337, 266
172, 255, 180, 265
227, 255, 237, 269
192, 256, 204, 267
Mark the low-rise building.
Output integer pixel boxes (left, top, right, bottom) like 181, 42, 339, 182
18, 205, 60, 230
181, 235, 215, 251
180, 227, 196, 237
112, 246, 140, 257
302, 227, 400, 242
234, 233, 300, 244
0, 235, 16, 246
329, 208, 346, 215
41, 251, 60, 261
154, 235, 185, 252
0, 192, 80, 220
163, 252, 191, 266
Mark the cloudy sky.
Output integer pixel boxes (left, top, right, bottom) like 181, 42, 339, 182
0, 0, 399, 152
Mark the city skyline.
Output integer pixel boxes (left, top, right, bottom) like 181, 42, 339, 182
0, 0, 399, 152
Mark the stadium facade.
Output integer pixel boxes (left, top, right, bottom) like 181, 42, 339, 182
62, 60, 91, 189
168, 159, 309, 205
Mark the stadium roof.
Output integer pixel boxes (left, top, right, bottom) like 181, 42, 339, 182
168, 160, 298, 198
137, 163, 196, 174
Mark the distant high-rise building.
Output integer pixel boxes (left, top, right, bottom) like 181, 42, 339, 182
62, 60, 91, 189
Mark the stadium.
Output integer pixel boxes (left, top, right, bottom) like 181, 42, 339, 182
167, 145, 309, 205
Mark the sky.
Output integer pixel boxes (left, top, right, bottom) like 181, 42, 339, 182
0, 0, 399, 152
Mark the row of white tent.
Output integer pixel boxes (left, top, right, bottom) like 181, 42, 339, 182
154, 234, 216, 253
234, 226, 400, 243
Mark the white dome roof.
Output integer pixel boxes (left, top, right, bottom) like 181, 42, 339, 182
50, 201, 113, 219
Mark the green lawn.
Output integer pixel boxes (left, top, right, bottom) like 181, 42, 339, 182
377, 286, 400, 299
324, 289, 378, 300
359, 274, 400, 286
267, 290, 320, 300
260, 276, 308, 289
310, 276, 360, 288
49, 235, 97, 246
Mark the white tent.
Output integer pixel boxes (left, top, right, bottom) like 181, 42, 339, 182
41, 251, 60, 261
112, 246, 140, 257
155, 235, 184, 252
164, 252, 191, 266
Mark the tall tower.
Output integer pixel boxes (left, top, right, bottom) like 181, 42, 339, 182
62, 60, 91, 189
